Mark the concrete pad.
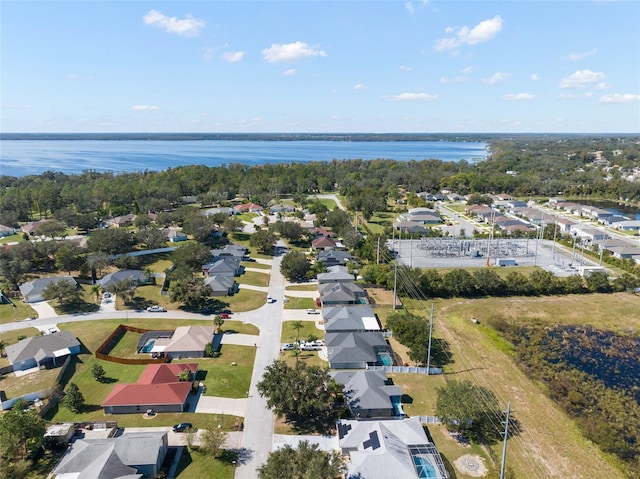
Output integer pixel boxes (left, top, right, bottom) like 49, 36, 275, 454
195, 395, 248, 417
29, 301, 57, 318
13, 366, 41, 377
272, 434, 340, 452
221, 333, 259, 346
239, 284, 269, 293
283, 290, 317, 298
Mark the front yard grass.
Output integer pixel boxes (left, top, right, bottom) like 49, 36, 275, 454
0, 301, 38, 324
237, 270, 270, 287
174, 448, 237, 479
285, 284, 317, 291
281, 320, 322, 344
225, 288, 266, 312
242, 261, 271, 270
283, 296, 316, 309
0, 326, 40, 347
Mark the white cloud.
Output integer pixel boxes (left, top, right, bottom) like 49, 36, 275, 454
559, 69, 605, 88
388, 92, 439, 101
531, 73, 540, 81
221, 51, 245, 63
461, 66, 474, 74
132, 105, 160, 111
261, 41, 327, 63
405, 2, 415, 14
568, 48, 597, 61
354, 84, 367, 90
434, 15, 502, 51
483, 72, 509, 85
282, 69, 297, 76
598, 93, 640, 103
595, 82, 610, 90
502, 93, 535, 101
400, 65, 413, 71
143, 10, 205, 37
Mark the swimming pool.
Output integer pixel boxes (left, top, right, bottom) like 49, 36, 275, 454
413, 456, 439, 479
141, 340, 155, 353
377, 352, 393, 366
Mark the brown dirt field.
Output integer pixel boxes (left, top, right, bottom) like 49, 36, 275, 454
429, 294, 636, 479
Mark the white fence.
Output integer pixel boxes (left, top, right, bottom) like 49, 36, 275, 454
368, 365, 443, 375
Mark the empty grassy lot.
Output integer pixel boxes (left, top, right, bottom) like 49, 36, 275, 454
283, 296, 316, 309
238, 270, 270, 287
284, 284, 317, 291
411, 293, 639, 479
174, 448, 236, 479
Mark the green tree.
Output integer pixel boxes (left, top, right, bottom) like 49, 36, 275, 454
54, 243, 83, 275
183, 213, 216, 242
280, 251, 311, 280
62, 382, 84, 413
199, 428, 227, 458
257, 361, 341, 431
442, 269, 476, 297
213, 315, 225, 334
250, 230, 277, 254
91, 362, 106, 382
258, 441, 345, 479
472, 269, 506, 296
87, 228, 135, 254
586, 271, 612, 293
89, 284, 102, 303
105, 278, 137, 304
170, 276, 211, 309
0, 408, 46, 463
136, 226, 168, 249
435, 379, 503, 443
42, 279, 81, 306
35, 219, 67, 239
170, 242, 211, 272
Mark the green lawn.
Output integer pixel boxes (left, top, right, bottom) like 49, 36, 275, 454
281, 321, 322, 344
283, 296, 316, 309
366, 211, 399, 235
0, 326, 41, 347
117, 284, 182, 311
174, 448, 237, 479
314, 198, 337, 210
0, 233, 23, 244
285, 284, 317, 291
106, 329, 144, 358
0, 301, 38, 324
179, 345, 255, 398
238, 270, 270, 287
242, 261, 271, 270
226, 288, 267, 312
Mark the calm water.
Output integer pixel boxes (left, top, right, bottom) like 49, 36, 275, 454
0, 139, 488, 177
579, 200, 640, 221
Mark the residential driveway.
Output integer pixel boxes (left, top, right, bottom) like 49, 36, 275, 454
221, 333, 260, 346
100, 295, 117, 312
30, 301, 57, 318
283, 290, 317, 298
272, 434, 339, 452
195, 395, 248, 417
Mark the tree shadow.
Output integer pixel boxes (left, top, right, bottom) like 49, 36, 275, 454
228, 447, 253, 465
58, 299, 99, 314
97, 376, 118, 384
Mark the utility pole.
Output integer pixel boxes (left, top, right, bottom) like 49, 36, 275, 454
392, 262, 398, 310
377, 236, 380, 265
500, 402, 511, 479
426, 303, 434, 375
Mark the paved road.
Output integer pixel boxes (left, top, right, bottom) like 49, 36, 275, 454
235, 247, 286, 479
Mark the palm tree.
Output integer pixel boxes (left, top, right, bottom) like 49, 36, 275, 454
90, 284, 102, 304
0, 339, 5, 358
292, 320, 303, 347
213, 315, 225, 334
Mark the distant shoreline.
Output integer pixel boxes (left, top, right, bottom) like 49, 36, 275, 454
2, 132, 632, 142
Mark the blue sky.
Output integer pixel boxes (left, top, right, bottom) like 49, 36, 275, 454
2, 1, 639, 133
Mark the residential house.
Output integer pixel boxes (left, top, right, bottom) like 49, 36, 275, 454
317, 250, 353, 267
147, 326, 214, 359
202, 257, 243, 277
312, 235, 337, 251
102, 363, 197, 414
211, 243, 248, 259
393, 221, 428, 235
555, 218, 577, 234
108, 214, 137, 228
317, 265, 355, 284
325, 331, 392, 369
332, 370, 403, 419
606, 245, 640, 259
20, 219, 50, 235
19, 276, 78, 303
203, 206, 236, 217
613, 220, 640, 231
0, 224, 16, 237
52, 431, 168, 479
405, 208, 441, 224
270, 204, 296, 214
44, 423, 76, 447
319, 282, 368, 306
99, 269, 149, 290
337, 417, 447, 479
233, 202, 263, 214
571, 226, 609, 243
204, 275, 237, 296
166, 228, 188, 242
322, 305, 380, 333
6, 331, 81, 372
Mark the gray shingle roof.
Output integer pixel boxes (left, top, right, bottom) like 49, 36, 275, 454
333, 370, 401, 411
18, 276, 77, 303
99, 270, 146, 289
325, 331, 390, 365
6, 330, 80, 365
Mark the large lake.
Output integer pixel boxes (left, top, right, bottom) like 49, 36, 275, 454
0, 139, 488, 177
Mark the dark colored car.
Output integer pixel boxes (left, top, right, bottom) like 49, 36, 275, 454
172, 422, 193, 432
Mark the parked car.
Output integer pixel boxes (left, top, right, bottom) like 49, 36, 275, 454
266, 296, 276, 304
300, 343, 322, 351
147, 305, 165, 312
102, 292, 112, 299
47, 327, 60, 334
306, 308, 320, 315
172, 422, 193, 432
281, 343, 296, 351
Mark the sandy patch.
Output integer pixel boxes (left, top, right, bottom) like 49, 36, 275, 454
454, 454, 487, 477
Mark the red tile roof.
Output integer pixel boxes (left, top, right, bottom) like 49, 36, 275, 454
138, 363, 198, 384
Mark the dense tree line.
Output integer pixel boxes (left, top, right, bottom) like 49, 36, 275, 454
361, 264, 638, 299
